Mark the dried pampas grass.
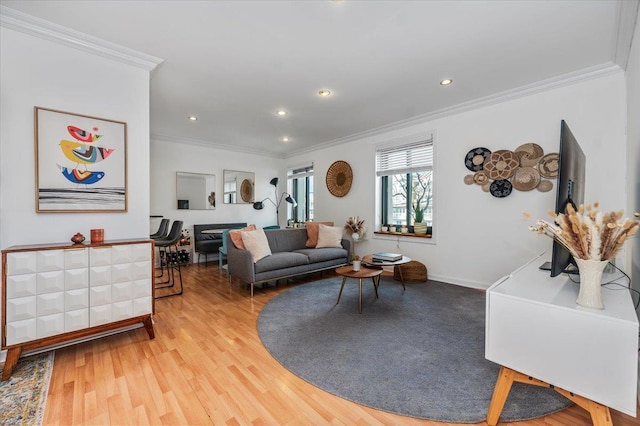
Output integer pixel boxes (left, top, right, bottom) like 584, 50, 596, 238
529, 202, 639, 261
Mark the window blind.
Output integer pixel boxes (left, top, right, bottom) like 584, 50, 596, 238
288, 163, 314, 179
376, 137, 433, 176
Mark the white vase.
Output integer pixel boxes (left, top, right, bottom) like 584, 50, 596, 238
575, 258, 608, 310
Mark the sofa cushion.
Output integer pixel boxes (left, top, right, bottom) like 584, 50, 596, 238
293, 247, 347, 263
305, 221, 334, 247
254, 252, 309, 273
241, 228, 271, 262
316, 224, 344, 248
265, 228, 308, 253
230, 224, 256, 249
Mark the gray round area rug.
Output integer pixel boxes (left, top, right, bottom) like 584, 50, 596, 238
257, 277, 571, 423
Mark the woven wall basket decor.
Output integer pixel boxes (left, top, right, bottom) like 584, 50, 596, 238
240, 179, 253, 202
326, 160, 353, 197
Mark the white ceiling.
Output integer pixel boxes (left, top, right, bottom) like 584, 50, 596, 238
1, 1, 635, 158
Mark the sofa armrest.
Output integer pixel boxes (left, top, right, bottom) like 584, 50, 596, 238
226, 235, 255, 284
341, 238, 352, 261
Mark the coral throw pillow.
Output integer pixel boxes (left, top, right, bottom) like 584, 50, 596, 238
305, 221, 334, 247
315, 224, 344, 248
230, 224, 256, 249
240, 228, 272, 262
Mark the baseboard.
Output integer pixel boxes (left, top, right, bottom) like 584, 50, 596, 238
428, 273, 489, 290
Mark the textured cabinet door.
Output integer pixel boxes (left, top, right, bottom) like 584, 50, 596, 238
88, 244, 152, 324
5, 249, 89, 345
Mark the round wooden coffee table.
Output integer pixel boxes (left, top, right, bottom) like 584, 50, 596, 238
361, 254, 412, 290
335, 265, 383, 314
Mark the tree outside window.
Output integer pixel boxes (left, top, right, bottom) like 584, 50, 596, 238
391, 171, 432, 226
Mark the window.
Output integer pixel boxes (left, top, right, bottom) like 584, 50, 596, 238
287, 164, 314, 223
376, 136, 434, 230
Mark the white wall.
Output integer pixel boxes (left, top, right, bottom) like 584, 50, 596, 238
288, 73, 627, 289
626, 5, 640, 317
0, 28, 152, 247
150, 138, 284, 244
0, 27, 153, 360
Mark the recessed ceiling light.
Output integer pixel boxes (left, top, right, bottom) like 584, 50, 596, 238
282, 137, 290, 142
276, 110, 288, 116
318, 89, 331, 97
188, 115, 197, 121
440, 79, 453, 86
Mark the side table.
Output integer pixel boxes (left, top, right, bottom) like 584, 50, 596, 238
335, 265, 382, 313
361, 254, 412, 290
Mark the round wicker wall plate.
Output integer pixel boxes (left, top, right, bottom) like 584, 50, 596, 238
512, 167, 541, 191
326, 160, 353, 197
240, 179, 252, 202
538, 153, 559, 178
515, 143, 544, 167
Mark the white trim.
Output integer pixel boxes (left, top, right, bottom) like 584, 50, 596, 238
0, 6, 163, 71
152, 133, 284, 158
613, 0, 640, 70
286, 63, 622, 158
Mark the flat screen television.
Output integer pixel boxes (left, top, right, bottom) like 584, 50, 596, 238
543, 120, 586, 277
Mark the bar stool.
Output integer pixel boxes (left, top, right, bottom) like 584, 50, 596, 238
154, 220, 184, 298
150, 218, 170, 239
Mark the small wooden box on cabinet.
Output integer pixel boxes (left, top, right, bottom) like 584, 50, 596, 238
2, 239, 156, 381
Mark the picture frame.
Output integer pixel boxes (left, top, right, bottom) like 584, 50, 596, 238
34, 107, 127, 212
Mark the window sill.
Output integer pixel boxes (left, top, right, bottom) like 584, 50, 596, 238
373, 231, 432, 239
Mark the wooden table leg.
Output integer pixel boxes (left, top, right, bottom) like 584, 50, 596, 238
372, 277, 379, 299
336, 276, 347, 305
358, 278, 363, 313
397, 265, 406, 290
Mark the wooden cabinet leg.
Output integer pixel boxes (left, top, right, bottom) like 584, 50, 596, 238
488, 366, 613, 426
1, 346, 23, 381
487, 366, 516, 426
554, 387, 612, 426
142, 315, 155, 339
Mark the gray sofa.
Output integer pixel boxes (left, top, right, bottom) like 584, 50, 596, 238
226, 227, 351, 296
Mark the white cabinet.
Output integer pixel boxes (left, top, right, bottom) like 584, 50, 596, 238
2, 239, 155, 380
485, 252, 638, 418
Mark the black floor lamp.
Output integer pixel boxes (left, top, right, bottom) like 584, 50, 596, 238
253, 177, 297, 227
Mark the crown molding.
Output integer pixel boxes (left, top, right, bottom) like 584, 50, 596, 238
151, 133, 285, 159
0, 6, 163, 71
613, 0, 639, 70
286, 62, 623, 158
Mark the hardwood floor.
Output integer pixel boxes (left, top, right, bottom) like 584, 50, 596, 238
42, 263, 639, 425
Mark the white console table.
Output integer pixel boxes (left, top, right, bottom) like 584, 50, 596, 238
485, 252, 638, 424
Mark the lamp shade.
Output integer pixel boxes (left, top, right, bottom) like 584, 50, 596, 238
253, 201, 264, 210
285, 195, 297, 207
270, 177, 279, 186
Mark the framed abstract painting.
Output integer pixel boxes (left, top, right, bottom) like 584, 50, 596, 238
34, 107, 127, 212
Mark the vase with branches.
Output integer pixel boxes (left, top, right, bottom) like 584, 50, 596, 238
528, 202, 638, 309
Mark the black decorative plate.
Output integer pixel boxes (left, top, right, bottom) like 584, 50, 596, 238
464, 147, 491, 171
489, 180, 513, 198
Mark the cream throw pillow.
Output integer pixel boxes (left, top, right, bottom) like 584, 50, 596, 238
315, 224, 343, 248
240, 228, 272, 262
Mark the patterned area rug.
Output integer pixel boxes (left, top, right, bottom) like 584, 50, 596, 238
0, 352, 54, 426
